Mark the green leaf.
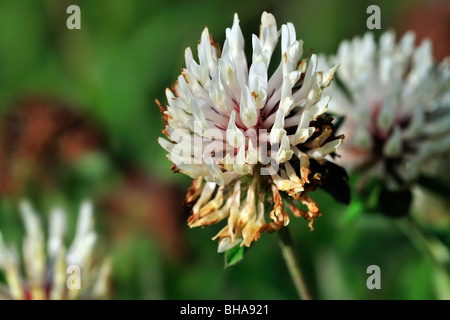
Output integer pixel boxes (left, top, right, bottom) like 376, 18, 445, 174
224, 244, 248, 268
341, 197, 364, 225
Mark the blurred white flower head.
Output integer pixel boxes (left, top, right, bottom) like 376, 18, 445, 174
320, 31, 450, 190
0, 200, 111, 300
158, 12, 345, 252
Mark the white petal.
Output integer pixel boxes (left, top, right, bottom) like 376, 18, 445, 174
269, 109, 286, 144
383, 126, 403, 157
240, 86, 258, 128
307, 139, 343, 160
226, 111, 245, 148
259, 12, 278, 64
48, 208, 67, 258
277, 133, 293, 163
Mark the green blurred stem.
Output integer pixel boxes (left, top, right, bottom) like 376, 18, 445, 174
278, 227, 313, 300
397, 217, 449, 271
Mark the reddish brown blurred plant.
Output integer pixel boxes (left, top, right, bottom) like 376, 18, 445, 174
0, 95, 103, 195
397, 0, 450, 61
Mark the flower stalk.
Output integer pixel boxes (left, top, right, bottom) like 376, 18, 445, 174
278, 226, 313, 300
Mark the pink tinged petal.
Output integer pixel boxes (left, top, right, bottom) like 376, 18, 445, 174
227, 181, 242, 243
287, 70, 302, 87
158, 137, 174, 153
209, 70, 233, 114
377, 98, 396, 133
281, 23, 296, 55
48, 208, 67, 259
284, 160, 301, 183
309, 95, 330, 120
283, 41, 302, 76
217, 237, 241, 253
185, 47, 208, 88
240, 184, 259, 247
289, 110, 314, 145
405, 105, 424, 138
295, 147, 311, 182
185, 46, 210, 88
184, 47, 201, 80
222, 153, 235, 171
246, 139, 258, 165
248, 61, 268, 109
272, 171, 304, 195
259, 12, 278, 64
383, 126, 403, 158
277, 133, 293, 163
322, 64, 339, 88
192, 182, 217, 215
66, 201, 97, 269
227, 14, 245, 53
177, 74, 194, 107
252, 35, 266, 65
353, 124, 372, 149
219, 52, 240, 100
178, 164, 210, 179
191, 100, 209, 134
289, 127, 314, 146
0, 238, 24, 300
182, 67, 211, 100
239, 86, 258, 128
266, 62, 283, 105
399, 32, 415, 59
279, 76, 295, 115
287, 40, 301, 63
254, 86, 267, 111
293, 54, 318, 103
198, 27, 218, 77
256, 197, 266, 225
166, 108, 191, 132
225, 13, 248, 87
269, 109, 286, 144
303, 73, 323, 111
165, 88, 190, 120
205, 158, 229, 185
233, 145, 252, 175
380, 31, 396, 55
307, 138, 343, 160
379, 54, 395, 84
226, 111, 245, 148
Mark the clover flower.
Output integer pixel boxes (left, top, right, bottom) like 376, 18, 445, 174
158, 12, 345, 252
319, 31, 450, 190
0, 201, 111, 300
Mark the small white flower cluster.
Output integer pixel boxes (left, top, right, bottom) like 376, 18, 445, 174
158, 12, 344, 251
0, 201, 111, 300
158, 12, 341, 186
320, 31, 450, 190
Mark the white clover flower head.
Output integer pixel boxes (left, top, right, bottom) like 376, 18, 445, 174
158, 12, 345, 252
320, 31, 450, 191
0, 200, 111, 300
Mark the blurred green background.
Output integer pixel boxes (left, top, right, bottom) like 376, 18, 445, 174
0, 0, 448, 299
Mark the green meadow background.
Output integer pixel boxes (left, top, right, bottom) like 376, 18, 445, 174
0, 0, 448, 299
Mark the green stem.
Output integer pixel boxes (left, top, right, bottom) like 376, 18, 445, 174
278, 227, 314, 300
397, 217, 450, 271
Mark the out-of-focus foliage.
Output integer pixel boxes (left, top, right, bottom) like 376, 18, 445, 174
0, 0, 448, 300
